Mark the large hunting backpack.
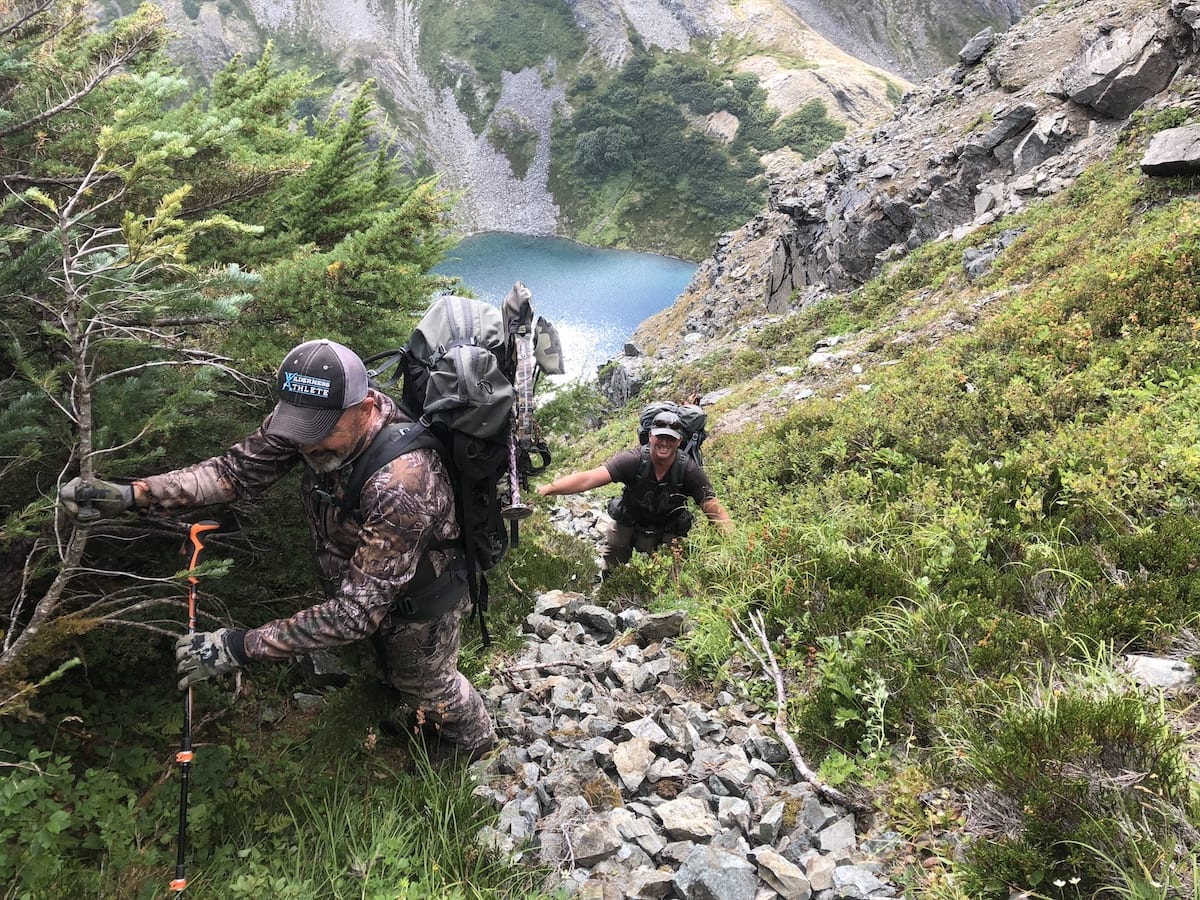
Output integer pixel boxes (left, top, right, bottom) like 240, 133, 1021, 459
332, 289, 561, 646
630, 400, 709, 499
637, 400, 707, 469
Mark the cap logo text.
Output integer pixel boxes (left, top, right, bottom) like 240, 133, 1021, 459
282, 371, 332, 397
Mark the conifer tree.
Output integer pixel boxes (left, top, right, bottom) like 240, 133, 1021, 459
0, 2, 262, 698
0, 1, 455, 703
286, 81, 390, 248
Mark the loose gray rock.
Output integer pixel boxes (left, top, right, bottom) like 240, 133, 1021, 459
817, 814, 859, 856
1124, 653, 1196, 690
658, 796, 721, 841
613, 736, 656, 792
572, 818, 624, 866
471, 590, 896, 897
1141, 124, 1200, 175
674, 845, 759, 900
1060, 14, 1179, 118
754, 846, 814, 899
636, 610, 689, 645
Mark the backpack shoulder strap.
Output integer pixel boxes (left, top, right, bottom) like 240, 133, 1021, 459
632, 445, 685, 489
338, 422, 442, 520
635, 445, 652, 483
670, 450, 687, 489
362, 349, 408, 391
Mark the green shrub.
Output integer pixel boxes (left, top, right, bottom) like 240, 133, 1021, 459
417, 0, 585, 132
487, 109, 539, 178
674, 347, 768, 395
550, 48, 789, 257
772, 99, 846, 158
947, 684, 1193, 896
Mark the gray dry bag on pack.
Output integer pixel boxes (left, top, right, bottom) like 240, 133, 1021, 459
404, 295, 514, 438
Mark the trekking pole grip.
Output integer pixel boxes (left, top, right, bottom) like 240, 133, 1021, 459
183, 520, 220, 587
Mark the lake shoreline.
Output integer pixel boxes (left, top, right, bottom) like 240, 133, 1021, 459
445, 228, 705, 266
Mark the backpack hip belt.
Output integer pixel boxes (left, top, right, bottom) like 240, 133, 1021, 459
387, 555, 469, 621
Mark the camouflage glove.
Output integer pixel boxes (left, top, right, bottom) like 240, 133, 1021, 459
175, 628, 248, 690
59, 477, 134, 522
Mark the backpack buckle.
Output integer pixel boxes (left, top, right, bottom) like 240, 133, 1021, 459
310, 487, 339, 506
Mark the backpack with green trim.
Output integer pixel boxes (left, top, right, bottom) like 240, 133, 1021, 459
335, 288, 562, 645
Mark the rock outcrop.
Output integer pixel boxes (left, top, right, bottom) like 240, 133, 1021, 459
628, 0, 1200, 366
778, 0, 1039, 80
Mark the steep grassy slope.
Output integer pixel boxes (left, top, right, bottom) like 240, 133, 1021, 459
600, 118, 1200, 897
550, 110, 1200, 894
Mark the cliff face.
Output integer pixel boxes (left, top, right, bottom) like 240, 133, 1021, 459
626, 0, 1199, 368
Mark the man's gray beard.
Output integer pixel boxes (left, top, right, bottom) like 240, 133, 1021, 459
303, 450, 349, 474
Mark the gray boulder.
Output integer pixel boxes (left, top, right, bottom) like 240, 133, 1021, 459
1060, 14, 1181, 118
958, 27, 996, 65
1140, 124, 1200, 175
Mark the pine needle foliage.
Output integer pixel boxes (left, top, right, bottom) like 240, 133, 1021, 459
0, 0, 455, 696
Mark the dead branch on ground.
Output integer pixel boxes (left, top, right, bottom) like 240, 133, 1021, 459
732, 610, 871, 814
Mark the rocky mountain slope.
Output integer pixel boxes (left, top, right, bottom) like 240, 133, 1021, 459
142, 0, 1019, 238
779, 0, 1038, 80
621, 0, 1199, 396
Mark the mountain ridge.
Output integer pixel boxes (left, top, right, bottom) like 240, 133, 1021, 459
623, 0, 1197, 374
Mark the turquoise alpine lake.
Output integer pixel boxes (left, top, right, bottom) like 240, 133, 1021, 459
433, 232, 699, 382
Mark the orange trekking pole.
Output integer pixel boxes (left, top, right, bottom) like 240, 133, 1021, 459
171, 520, 220, 895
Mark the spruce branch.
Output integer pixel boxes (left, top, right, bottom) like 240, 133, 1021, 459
0, 14, 162, 140
0, 0, 56, 41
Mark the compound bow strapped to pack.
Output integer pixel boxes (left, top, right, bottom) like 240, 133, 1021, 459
500, 281, 562, 523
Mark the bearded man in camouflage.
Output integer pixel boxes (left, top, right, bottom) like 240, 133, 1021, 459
59, 339, 497, 763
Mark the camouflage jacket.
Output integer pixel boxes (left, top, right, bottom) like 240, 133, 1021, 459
140, 391, 458, 661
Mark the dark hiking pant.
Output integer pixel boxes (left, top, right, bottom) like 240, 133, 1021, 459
601, 521, 686, 576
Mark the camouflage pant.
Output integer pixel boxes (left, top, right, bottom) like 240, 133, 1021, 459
373, 594, 495, 752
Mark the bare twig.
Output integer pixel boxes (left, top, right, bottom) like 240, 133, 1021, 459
5, 539, 44, 653
0, 0, 56, 41
732, 610, 871, 814
180, 166, 309, 215
503, 659, 598, 675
